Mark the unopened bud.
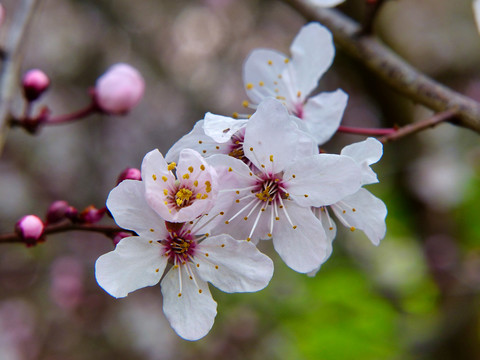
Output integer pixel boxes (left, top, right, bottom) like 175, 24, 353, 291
116, 167, 142, 184
94, 63, 144, 115
80, 205, 106, 224
65, 206, 79, 222
22, 69, 50, 102
46, 200, 70, 224
15, 215, 45, 246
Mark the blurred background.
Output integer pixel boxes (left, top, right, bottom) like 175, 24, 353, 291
1, 0, 480, 359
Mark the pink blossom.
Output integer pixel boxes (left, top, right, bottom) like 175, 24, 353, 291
94, 63, 145, 114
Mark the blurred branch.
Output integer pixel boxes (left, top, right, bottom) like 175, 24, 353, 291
0, 220, 128, 244
379, 108, 459, 143
0, 0, 39, 155
281, 0, 480, 134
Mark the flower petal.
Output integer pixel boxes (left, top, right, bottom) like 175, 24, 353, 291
332, 188, 387, 246
165, 120, 228, 163
195, 234, 274, 293
95, 236, 167, 298
288, 23, 335, 98
341, 137, 383, 185
243, 48, 289, 105
302, 89, 348, 145
273, 203, 330, 273
106, 180, 168, 237
285, 154, 362, 207
474, 0, 480, 34
308, 0, 346, 7
244, 98, 317, 173
203, 113, 248, 143
161, 265, 217, 341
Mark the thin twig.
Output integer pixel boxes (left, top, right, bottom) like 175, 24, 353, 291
378, 108, 458, 144
0, 0, 39, 155
0, 220, 129, 244
337, 125, 396, 136
281, 0, 480, 134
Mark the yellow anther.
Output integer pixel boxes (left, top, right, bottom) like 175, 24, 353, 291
242, 100, 249, 108
205, 233, 209, 237
343, 210, 346, 214
225, 221, 229, 224
188, 166, 194, 173
244, 216, 248, 220
196, 264, 200, 267
352, 208, 356, 212
200, 164, 205, 171
162, 176, 168, 182
267, 233, 272, 237
205, 253, 209, 257
261, 164, 265, 168
149, 240, 153, 243
249, 147, 253, 151
293, 225, 297, 229
163, 189, 168, 195
269, 155, 274, 162
178, 293, 182, 297
350, 226, 356, 232
232, 112, 239, 119
268, 60, 273, 65
167, 162, 176, 171
329, 227, 333, 231
276, 95, 286, 100
246, 83, 254, 90
278, 74, 282, 79
175, 188, 193, 206
150, 228, 154, 232
219, 211, 224, 215
247, 114, 252, 119
155, 268, 159, 272
228, 167, 233, 172
292, 174, 296, 178
284, 58, 290, 63
194, 180, 198, 187
152, 174, 157, 181
202, 194, 208, 199
275, 217, 280, 220
235, 199, 240, 203
196, 193, 202, 199
215, 265, 219, 269
259, 81, 265, 86
216, 146, 220, 150
199, 289, 202, 294
182, 173, 190, 180
304, 194, 309, 198
202, 150, 207, 154
246, 237, 251, 242
198, 140, 203, 144
297, 91, 302, 98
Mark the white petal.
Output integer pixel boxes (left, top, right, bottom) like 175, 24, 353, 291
244, 98, 317, 173
474, 0, 480, 34
307, 207, 336, 277
95, 236, 167, 298
195, 234, 274, 293
341, 137, 383, 165
161, 265, 217, 341
203, 113, 248, 143
289, 23, 335, 98
243, 48, 289, 105
106, 180, 168, 237
341, 137, 383, 185
308, 0, 346, 7
285, 154, 362, 207
302, 89, 348, 145
273, 203, 329, 273
165, 120, 227, 163
332, 188, 387, 246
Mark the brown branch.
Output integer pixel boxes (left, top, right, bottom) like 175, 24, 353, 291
281, 0, 480, 134
379, 108, 459, 143
0, 220, 129, 244
0, 0, 39, 155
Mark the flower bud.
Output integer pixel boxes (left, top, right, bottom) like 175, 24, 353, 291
94, 63, 145, 115
79, 205, 106, 224
15, 215, 45, 246
46, 200, 70, 224
116, 167, 142, 184
22, 69, 50, 102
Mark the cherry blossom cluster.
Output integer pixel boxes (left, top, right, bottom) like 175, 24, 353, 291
95, 22, 387, 341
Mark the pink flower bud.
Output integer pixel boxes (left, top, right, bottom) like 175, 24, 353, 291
65, 206, 79, 222
94, 63, 145, 115
80, 206, 106, 224
22, 69, 50, 102
15, 215, 45, 246
116, 167, 142, 184
46, 200, 70, 224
